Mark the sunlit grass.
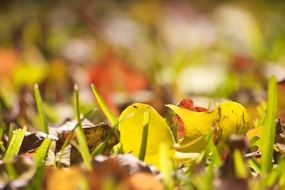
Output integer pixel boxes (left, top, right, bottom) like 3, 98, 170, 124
34, 138, 51, 168
261, 76, 277, 174
57, 109, 95, 166
34, 84, 49, 134
74, 84, 92, 170
4, 127, 26, 162
139, 111, 150, 161
91, 84, 118, 127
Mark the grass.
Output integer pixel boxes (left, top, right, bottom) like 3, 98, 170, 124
160, 143, 174, 190
261, 76, 277, 174
4, 127, 26, 162
34, 84, 49, 134
57, 109, 95, 165
138, 111, 150, 161
0, 77, 283, 189
74, 84, 92, 170
91, 84, 118, 127
34, 138, 52, 168
233, 150, 248, 178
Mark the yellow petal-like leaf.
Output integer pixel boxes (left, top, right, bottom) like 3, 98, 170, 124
167, 101, 251, 152
166, 104, 216, 140
119, 103, 174, 168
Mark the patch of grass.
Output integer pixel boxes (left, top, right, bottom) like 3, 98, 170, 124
261, 76, 277, 174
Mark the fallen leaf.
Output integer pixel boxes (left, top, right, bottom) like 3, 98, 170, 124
119, 103, 174, 168
172, 99, 208, 139
167, 101, 251, 152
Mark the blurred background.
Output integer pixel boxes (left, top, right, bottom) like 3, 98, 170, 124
0, 0, 285, 128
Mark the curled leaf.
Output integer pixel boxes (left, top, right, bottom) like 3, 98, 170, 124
167, 101, 251, 152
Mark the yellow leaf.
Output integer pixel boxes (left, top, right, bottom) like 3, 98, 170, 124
246, 127, 262, 140
167, 101, 251, 151
119, 103, 174, 168
167, 104, 215, 140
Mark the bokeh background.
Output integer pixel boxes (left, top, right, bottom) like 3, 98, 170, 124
0, 0, 285, 127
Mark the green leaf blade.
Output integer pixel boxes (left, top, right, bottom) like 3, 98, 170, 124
34, 84, 49, 134
4, 128, 26, 162
34, 138, 52, 168
74, 85, 92, 171
261, 76, 278, 174
91, 84, 118, 127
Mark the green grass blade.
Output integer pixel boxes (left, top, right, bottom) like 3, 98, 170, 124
139, 111, 150, 161
34, 84, 49, 134
57, 109, 95, 165
0, 125, 3, 142
4, 128, 26, 162
5, 163, 17, 180
0, 141, 6, 153
159, 143, 174, 190
261, 76, 277, 174
7, 123, 14, 146
24, 165, 45, 190
91, 141, 107, 157
206, 135, 221, 168
34, 138, 51, 168
0, 126, 6, 153
74, 84, 92, 170
248, 159, 261, 174
91, 84, 118, 127
233, 150, 248, 178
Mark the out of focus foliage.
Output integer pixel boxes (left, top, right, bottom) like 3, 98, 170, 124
0, 0, 285, 189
